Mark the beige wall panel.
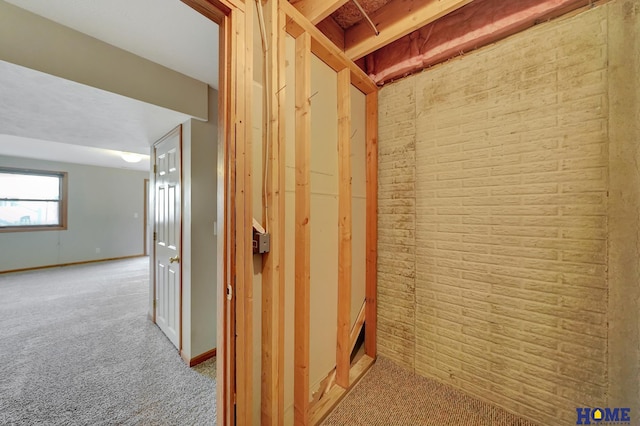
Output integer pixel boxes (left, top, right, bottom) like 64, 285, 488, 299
310, 55, 339, 195
309, 55, 339, 394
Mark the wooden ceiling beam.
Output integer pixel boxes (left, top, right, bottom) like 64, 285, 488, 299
344, 0, 474, 60
282, 0, 377, 94
290, 0, 351, 24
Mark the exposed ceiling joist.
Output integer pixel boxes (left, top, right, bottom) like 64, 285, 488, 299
366, 0, 592, 85
317, 16, 345, 51
290, 0, 351, 24
281, 0, 377, 94
344, 0, 474, 60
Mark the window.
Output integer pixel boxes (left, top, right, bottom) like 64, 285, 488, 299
0, 168, 67, 232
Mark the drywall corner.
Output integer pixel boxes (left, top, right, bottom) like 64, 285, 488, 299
182, 120, 194, 360
189, 87, 218, 356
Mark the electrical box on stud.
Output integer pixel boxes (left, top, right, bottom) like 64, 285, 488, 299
252, 218, 270, 254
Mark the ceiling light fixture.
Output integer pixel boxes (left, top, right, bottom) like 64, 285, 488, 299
120, 152, 143, 163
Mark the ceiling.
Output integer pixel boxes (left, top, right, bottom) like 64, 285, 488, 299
332, 0, 390, 29
0, 60, 193, 172
0, 0, 219, 172
0, 0, 586, 172
0, 135, 153, 172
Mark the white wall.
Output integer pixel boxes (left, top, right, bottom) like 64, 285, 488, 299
0, 0, 208, 119
0, 155, 147, 272
176, 87, 219, 360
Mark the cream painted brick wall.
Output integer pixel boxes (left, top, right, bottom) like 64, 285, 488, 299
378, 5, 612, 425
378, 76, 417, 370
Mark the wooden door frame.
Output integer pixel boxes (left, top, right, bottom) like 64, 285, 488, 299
143, 178, 149, 257
179, 1, 253, 424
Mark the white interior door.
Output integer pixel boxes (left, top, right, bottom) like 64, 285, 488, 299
154, 127, 181, 349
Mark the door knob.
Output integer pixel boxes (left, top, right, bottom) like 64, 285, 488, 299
169, 255, 180, 264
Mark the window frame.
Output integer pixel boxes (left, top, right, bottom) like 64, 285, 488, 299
0, 167, 68, 233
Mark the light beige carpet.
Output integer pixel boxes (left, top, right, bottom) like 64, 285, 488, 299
322, 357, 537, 426
0, 258, 216, 425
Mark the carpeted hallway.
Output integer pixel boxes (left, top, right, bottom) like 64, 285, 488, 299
323, 357, 537, 426
0, 258, 216, 426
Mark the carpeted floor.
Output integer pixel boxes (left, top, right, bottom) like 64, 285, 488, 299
322, 357, 537, 426
0, 258, 216, 426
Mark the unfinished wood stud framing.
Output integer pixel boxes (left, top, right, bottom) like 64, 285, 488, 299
261, 1, 287, 424
276, 8, 287, 423
182, 0, 380, 424
365, 91, 378, 358
280, 0, 377, 94
309, 354, 375, 425
182, 0, 253, 424
290, 0, 351, 24
336, 67, 353, 389
232, 3, 254, 425
294, 30, 312, 426
274, 2, 379, 423
350, 300, 366, 356
217, 10, 234, 426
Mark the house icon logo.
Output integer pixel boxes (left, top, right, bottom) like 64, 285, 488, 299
576, 407, 631, 424
592, 409, 603, 421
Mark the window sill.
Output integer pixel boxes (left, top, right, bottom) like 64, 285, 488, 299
0, 225, 67, 233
